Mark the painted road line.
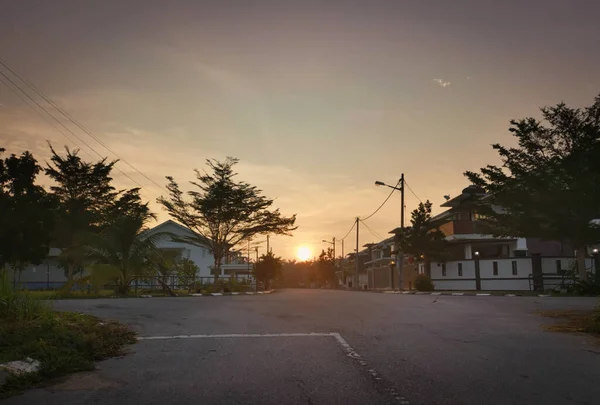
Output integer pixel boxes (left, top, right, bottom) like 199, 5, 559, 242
430, 292, 442, 295
138, 332, 409, 403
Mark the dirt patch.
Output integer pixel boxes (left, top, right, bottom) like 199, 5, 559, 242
538, 310, 600, 338
50, 372, 125, 391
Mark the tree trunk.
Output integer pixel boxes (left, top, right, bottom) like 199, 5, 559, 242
576, 247, 588, 281
156, 277, 177, 297
213, 254, 221, 283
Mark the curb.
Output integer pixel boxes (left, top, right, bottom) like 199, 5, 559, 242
137, 290, 275, 298
380, 291, 550, 297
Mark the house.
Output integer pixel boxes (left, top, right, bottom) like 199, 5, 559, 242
4, 248, 68, 290
428, 186, 596, 291
142, 220, 253, 282
338, 250, 370, 289
363, 238, 396, 289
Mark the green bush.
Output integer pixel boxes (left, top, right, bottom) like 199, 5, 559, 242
0, 274, 50, 321
414, 274, 435, 291
571, 272, 600, 296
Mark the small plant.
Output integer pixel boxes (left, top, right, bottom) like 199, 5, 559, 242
0, 274, 50, 321
414, 274, 435, 291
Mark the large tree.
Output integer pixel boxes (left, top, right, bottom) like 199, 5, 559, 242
316, 248, 336, 287
465, 95, 600, 280
157, 157, 297, 281
395, 200, 448, 265
0, 149, 56, 277
45, 145, 119, 287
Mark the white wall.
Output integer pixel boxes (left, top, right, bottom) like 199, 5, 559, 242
150, 222, 214, 279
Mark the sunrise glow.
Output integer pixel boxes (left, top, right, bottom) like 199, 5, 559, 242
296, 246, 311, 261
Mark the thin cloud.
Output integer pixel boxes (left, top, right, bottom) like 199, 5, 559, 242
433, 78, 451, 88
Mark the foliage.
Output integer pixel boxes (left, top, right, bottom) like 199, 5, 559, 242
570, 271, 600, 296
253, 251, 282, 290
0, 149, 56, 274
395, 200, 449, 262
414, 274, 435, 291
465, 94, 600, 280
158, 157, 296, 281
45, 145, 120, 287
177, 258, 199, 288
0, 311, 136, 398
0, 274, 50, 321
83, 196, 158, 295
316, 248, 336, 287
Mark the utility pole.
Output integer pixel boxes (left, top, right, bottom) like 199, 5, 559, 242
333, 237, 336, 268
255, 246, 259, 262
355, 217, 360, 290
266, 235, 270, 253
398, 173, 405, 290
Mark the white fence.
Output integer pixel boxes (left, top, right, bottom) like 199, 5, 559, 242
430, 257, 594, 291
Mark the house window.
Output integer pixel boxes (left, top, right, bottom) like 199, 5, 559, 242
458, 263, 463, 276
493, 261, 498, 276
442, 263, 447, 277
511, 261, 518, 275
555, 259, 562, 274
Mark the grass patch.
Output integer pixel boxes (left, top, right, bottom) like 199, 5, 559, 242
539, 308, 600, 336
0, 275, 136, 398
26, 289, 118, 300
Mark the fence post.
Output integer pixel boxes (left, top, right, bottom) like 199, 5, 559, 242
474, 257, 481, 291
531, 254, 543, 292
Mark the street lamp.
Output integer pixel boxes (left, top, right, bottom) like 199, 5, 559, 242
593, 248, 599, 275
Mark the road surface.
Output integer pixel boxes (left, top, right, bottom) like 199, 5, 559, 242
5, 289, 599, 405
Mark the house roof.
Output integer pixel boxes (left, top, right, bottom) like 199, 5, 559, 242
141, 219, 209, 244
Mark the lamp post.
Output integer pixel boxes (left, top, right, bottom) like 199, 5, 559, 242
375, 174, 404, 289
593, 248, 599, 275
473, 251, 481, 291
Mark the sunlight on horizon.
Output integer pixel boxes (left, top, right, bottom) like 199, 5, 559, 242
296, 246, 311, 261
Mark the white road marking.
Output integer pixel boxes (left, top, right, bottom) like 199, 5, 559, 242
211, 293, 223, 296
430, 292, 442, 295
138, 331, 409, 403
476, 293, 491, 296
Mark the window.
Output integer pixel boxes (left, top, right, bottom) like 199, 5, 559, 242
442, 263, 447, 277
493, 261, 498, 276
511, 260, 518, 275
555, 259, 562, 274
458, 263, 463, 276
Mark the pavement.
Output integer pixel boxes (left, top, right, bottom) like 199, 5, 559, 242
4, 289, 600, 405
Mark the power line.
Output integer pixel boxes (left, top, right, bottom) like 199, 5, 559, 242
360, 219, 383, 241
404, 180, 422, 203
360, 178, 402, 221
0, 58, 165, 191
0, 74, 95, 160
339, 220, 356, 241
0, 66, 143, 188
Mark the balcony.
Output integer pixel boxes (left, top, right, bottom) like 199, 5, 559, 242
440, 220, 477, 236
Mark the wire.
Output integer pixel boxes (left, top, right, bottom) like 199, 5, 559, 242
0, 74, 95, 160
404, 180, 423, 203
360, 219, 383, 241
360, 178, 401, 221
339, 220, 356, 241
0, 67, 143, 188
0, 58, 165, 191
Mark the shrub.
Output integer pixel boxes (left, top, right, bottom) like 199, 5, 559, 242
0, 274, 50, 321
570, 271, 600, 296
414, 274, 435, 291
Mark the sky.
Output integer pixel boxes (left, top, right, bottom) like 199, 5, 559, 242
1, 0, 599, 260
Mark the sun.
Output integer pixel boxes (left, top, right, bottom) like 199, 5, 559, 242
297, 246, 312, 261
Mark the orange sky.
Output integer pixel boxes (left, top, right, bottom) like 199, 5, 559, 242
1, 0, 599, 259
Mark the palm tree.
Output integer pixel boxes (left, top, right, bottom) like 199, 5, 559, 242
84, 211, 160, 295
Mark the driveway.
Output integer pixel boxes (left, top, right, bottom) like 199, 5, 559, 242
5, 289, 599, 405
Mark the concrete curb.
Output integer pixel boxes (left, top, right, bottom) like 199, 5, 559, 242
184, 290, 275, 298
378, 290, 549, 297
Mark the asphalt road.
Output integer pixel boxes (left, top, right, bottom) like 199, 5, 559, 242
5, 289, 599, 405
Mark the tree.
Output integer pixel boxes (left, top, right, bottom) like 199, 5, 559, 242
465, 95, 600, 280
0, 149, 56, 277
395, 200, 448, 265
176, 258, 199, 289
84, 189, 158, 295
316, 248, 336, 287
253, 251, 282, 290
157, 157, 297, 282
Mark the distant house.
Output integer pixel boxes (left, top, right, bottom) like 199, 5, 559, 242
142, 220, 253, 281
427, 185, 595, 291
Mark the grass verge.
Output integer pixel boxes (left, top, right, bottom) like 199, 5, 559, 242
539, 308, 600, 336
0, 311, 136, 398
1, 275, 136, 398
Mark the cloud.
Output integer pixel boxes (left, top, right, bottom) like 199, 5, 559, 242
433, 78, 451, 88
